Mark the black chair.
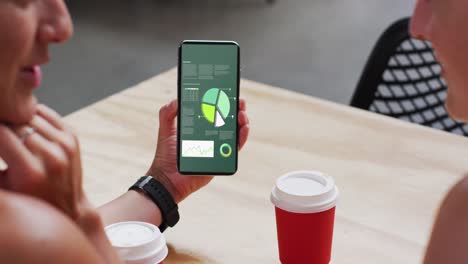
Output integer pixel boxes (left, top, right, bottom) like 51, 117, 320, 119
350, 17, 468, 136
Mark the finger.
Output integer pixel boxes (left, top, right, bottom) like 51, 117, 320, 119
30, 115, 65, 143
0, 126, 45, 192
29, 116, 82, 205
18, 128, 68, 180
22, 130, 65, 161
158, 100, 178, 140
32, 113, 82, 212
30, 115, 77, 158
15, 126, 68, 176
20, 130, 71, 209
36, 104, 65, 130
238, 124, 250, 151
2, 125, 75, 217
239, 99, 246, 112
238, 111, 249, 127
159, 100, 178, 122
0, 125, 37, 175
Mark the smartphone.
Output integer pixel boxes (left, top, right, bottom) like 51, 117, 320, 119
177, 40, 240, 175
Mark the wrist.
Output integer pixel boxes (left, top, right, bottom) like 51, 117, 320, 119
146, 166, 183, 203
98, 190, 163, 227
130, 175, 180, 232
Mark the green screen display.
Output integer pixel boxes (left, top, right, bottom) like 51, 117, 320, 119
178, 42, 239, 174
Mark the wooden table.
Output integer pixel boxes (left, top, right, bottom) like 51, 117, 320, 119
65, 68, 468, 264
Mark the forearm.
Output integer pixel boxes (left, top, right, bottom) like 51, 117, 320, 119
98, 190, 163, 227
98, 166, 179, 227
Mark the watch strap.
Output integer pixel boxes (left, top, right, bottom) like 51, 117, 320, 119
129, 176, 180, 232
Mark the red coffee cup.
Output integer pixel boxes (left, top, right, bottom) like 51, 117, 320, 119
270, 171, 339, 264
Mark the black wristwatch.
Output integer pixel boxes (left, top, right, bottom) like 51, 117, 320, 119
129, 176, 180, 232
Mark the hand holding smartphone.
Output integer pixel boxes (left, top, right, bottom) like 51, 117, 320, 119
177, 40, 240, 175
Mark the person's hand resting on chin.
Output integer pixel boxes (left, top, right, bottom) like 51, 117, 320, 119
0, 104, 123, 264
0, 104, 94, 223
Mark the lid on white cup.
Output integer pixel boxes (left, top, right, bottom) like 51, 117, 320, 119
105, 221, 168, 264
270, 171, 339, 214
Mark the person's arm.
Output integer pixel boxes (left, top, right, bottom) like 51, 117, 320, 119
424, 175, 468, 264
98, 188, 163, 226
0, 191, 123, 264
98, 99, 250, 227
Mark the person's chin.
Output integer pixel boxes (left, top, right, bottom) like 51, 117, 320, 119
10, 96, 38, 125
445, 94, 468, 123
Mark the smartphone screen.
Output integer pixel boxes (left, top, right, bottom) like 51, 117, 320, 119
177, 41, 240, 175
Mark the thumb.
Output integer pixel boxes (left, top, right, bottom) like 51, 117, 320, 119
158, 100, 178, 140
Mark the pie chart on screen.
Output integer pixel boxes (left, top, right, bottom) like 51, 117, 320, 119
201, 88, 230, 127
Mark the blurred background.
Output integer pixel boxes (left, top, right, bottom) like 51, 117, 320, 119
38, 0, 416, 115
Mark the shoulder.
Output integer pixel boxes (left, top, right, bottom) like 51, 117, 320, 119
0, 190, 104, 264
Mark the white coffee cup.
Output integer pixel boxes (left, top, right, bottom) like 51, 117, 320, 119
105, 221, 168, 264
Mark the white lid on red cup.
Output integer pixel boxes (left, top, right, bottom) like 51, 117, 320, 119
270, 171, 339, 214
105, 221, 168, 264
